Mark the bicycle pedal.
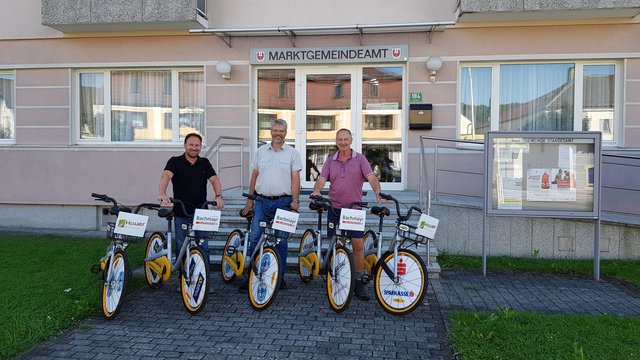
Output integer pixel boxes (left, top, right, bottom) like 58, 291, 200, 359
361, 275, 371, 284
90, 264, 101, 274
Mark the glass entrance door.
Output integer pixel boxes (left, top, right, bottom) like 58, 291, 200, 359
256, 66, 405, 190
299, 69, 358, 188
297, 66, 405, 190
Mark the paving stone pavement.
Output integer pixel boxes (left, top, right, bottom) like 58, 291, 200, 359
16, 269, 640, 360
434, 269, 640, 316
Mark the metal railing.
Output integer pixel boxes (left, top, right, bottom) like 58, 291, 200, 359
419, 136, 483, 212
203, 136, 244, 191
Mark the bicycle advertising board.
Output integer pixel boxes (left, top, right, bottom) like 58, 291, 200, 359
339, 208, 366, 231
114, 212, 149, 237
272, 208, 299, 233
192, 209, 221, 232
415, 214, 439, 239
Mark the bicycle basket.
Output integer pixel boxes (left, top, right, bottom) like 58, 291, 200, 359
396, 223, 430, 244
106, 222, 145, 242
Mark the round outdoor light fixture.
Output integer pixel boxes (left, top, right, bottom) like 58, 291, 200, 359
216, 60, 231, 79
426, 56, 443, 82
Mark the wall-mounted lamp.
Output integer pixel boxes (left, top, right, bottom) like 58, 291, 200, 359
426, 56, 443, 82
216, 60, 231, 79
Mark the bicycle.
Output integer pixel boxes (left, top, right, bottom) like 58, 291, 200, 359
297, 195, 368, 312
91, 193, 156, 319
371, 192, 429, 315
362, 203, 390, 282
221, 193, 254, 284
246, 193, 298, 311
143, 198, 217, 314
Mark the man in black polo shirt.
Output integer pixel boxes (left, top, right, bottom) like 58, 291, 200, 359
158, 133, 224, 259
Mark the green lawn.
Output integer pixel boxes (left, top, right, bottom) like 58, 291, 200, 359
449, 309, 640, 360
0, 234, 146, 360
438, 253, 640, 288
440, 254, 640, 360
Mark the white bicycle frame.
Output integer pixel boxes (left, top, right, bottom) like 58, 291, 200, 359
144, 222, 197, 281
299, 222, 346, 278
99, 232, 128, 292
251, 224, 282, 278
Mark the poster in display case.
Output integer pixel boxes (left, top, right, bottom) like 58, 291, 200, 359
485, 131, 601, 218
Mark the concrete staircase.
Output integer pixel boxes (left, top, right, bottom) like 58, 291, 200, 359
205, 190, 441, 279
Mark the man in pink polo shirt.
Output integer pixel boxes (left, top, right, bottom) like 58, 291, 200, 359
311, 128, 382, 301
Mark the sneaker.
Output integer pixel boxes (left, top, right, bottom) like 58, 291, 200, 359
238, 279, 249, 293
354, 279, 370, 301
280, 278, 287, 290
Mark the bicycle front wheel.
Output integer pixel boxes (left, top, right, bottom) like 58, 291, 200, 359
374, 249, 427, 316
221, 229, 244, 284
298, 229, 317, 283
180, 246, 210, 314
248, 246, 280, 311
326, 245, 354, 313
144, 232, 166, 289
102, 249, 128, 319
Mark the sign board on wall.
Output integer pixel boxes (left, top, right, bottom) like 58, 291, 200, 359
250, 45, 408, 65
485, 131, 601, 219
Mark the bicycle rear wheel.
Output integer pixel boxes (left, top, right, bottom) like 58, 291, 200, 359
298, 229, 317, 283
221, 229, 244, 284
102, 249, 128, 319
180, 246, 210, 314
326, 245, 354, 313
373, 248, 426, 316
248, 246, 281, 311
144, 232, 167, 289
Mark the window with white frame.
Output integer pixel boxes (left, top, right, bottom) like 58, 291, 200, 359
0, 72, 15, 141
78, 69, 204, 142
460, 62, 617, 143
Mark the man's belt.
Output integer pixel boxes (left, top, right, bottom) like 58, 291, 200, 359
257, 193, 290, 200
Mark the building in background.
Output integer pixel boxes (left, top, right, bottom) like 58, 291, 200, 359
1, 0, 639, 258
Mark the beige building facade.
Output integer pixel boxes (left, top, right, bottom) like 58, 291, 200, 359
1, 1, 639, 258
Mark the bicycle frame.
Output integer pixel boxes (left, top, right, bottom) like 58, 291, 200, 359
144, 223, 195, 279
298, 222, 344, 278
100, 240, 123, 285
375, 194, 426, 283
145, 198, 216, 282
250, 223, 282, 277
367, 210, 386, 272
223, 211, 252, 274
300, 197, 364, 278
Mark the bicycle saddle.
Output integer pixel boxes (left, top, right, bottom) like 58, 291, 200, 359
239, 208, 254, 219
309, 201, 327, 212
371, 206, 390, 216
157, 208, 174, 218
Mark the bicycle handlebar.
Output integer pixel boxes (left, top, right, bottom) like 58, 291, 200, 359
309, 195, 367, 210
170, 198, 218, 218
378, 192, 422, 222
92, 193, 163, 215
92, 193, 131, 215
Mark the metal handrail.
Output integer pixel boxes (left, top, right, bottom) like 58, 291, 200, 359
203, 136, 244, 191
419, 136, 483, 212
